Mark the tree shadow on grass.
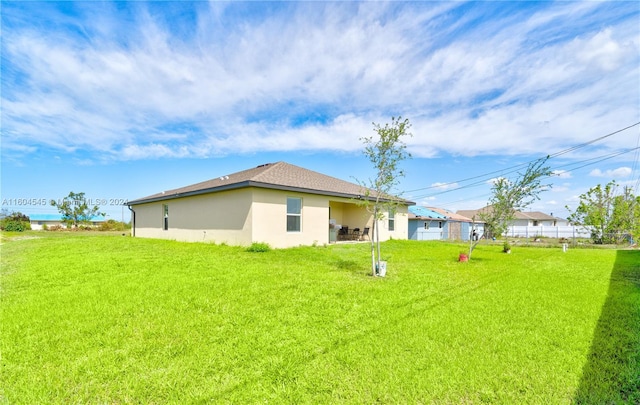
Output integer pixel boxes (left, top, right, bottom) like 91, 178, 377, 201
574, 250, 640, 404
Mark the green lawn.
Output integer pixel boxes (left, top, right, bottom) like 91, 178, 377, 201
1, 233, 638, 404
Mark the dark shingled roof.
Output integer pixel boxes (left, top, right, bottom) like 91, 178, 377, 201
128, 161, 414, 205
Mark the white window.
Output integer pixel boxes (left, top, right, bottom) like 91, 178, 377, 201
388, 209, 395, 231
163, 204, 169, 230
287, 197, 302, 232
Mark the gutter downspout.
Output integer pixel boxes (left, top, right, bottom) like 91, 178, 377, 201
127, 205, 135, 237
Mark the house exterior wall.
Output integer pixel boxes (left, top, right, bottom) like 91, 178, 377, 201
31, 220, 103, 230
251, 188, 330, 248
409, 219, 444, 240
511, 219, 531, 227
132, 189, 253, 245
30, 220, 64, 230
444, 221, 463, 240
132, 188, 410, 247
379, 206, 409, 241
511, 218, 559, 227
465, 223, 485, 241
409, 220, 481, 241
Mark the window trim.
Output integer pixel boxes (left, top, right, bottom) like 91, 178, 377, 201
162, 204, 169, 231
286, 197, 302, 233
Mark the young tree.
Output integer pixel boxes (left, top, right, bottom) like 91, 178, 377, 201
51, 191, 105, 228
469, 157, 552, 258
357, 116, 412, 276
567, 181, 640, 244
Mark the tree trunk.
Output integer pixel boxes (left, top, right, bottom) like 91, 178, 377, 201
370, 218, 376, 276
375, 210, 381, 275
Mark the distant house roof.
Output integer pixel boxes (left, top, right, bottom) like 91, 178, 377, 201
128, 161, 415, 206
408, 206, 447, 220
29, 214, 104, 222
409, 206, 474, 222
456, 206, 563, 222
515, 211, 558, 221
29, 214, 64, 221
427, 207, 473, 222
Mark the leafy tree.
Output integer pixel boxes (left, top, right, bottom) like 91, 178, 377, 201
567, 181, 639, 244
469, 157, 552, 258
50, 191, 105, 228
357, 116, 412, 276
0, 211, 31, 232
612, 186, 640, 244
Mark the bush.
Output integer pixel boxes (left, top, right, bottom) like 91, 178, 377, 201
98, 219, 127, 231
246, 242, 271, 253
0, 211, 31, 232
1, 220, 30, 232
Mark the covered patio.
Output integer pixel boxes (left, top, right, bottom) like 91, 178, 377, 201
328, 200, 373, 243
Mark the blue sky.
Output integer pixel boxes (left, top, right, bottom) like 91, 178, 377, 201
2, 1, 639, 222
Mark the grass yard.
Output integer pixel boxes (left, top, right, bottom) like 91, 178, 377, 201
1, 233, 638, 404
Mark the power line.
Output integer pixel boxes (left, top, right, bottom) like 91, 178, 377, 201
407, 145, 640, 202
405, 122, 640, 194
407, 121, 639, 194
550, 147, 640, 175
547, 122, 639, 158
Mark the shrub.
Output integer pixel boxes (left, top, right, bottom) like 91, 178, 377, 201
71, 225, 93, 231
1, 220, 30, 232
246, 242, 271, 253
99, 219, 127, 231
0, 211, 31, 232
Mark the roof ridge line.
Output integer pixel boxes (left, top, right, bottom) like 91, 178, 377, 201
250, 161, 283, 180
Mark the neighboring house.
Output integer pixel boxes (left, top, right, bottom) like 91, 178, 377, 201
127, 161, 414, 248
408, 206, 446, 241
456, 207, 581, 238
428, 206, 481, 241
457, 207, 566, 227
29, 214, 105, 230
409, 206, 479, 241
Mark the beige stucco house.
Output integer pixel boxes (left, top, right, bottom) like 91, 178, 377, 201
127, 161, 413, 248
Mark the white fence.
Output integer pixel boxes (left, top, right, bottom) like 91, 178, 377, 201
505, 225, 592, 239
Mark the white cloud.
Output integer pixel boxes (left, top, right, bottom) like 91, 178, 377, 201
430, 182, 459, 190
419, 197, 437, 204
552, 170, 572, 179
589, 167, 632, 178
572, 28, 630, 72
1, 1, 638, 162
